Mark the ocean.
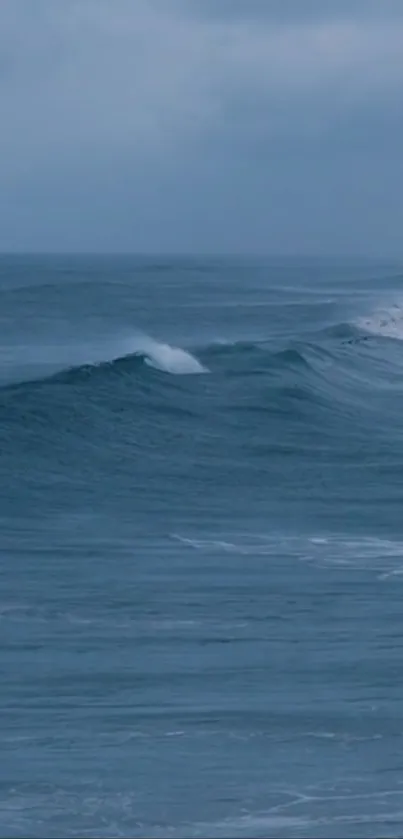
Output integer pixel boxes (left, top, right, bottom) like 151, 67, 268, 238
1, 255, 403, 838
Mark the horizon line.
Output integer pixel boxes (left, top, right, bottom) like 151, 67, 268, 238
0, 250, 401, 263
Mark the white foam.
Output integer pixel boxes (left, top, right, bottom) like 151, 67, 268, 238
356, 302, 403, 340
170, 811, 307, 839
172, 532, 403, 578
138, 337, 207, 375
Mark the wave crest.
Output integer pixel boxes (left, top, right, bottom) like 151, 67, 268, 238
139, 338, 206, 375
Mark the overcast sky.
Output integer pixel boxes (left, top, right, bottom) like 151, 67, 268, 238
1, 0, 403, 255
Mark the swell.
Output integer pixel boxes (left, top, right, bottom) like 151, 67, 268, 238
0, 337, 207, 393
3, 287, 403, 393
0, 324, 401, 388
0, 321, 372, 393
1, 328, 401, 412
2, 302, 403, 439
0, 338, 331, 397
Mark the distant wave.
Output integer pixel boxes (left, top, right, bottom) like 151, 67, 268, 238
355, 301, 403, 340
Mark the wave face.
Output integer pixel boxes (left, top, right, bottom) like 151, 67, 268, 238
2, 255, 403, 838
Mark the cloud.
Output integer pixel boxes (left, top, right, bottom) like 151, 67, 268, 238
1, 0, 402, 173
0, 0, 403, 252
186, 0, 403, 25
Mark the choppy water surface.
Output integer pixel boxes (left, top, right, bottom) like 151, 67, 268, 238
1, 255, 403, 837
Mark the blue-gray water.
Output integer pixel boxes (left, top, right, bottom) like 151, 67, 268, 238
1, 255, 403, 838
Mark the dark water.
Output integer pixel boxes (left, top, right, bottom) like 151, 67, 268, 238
2, 255, 403, 838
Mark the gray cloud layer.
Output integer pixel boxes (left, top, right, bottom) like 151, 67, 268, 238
1, 0, 402, 254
